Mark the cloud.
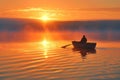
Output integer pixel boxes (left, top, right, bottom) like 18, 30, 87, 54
8, 8, 54, 12
0, 8, 64, 19
0, 7, 120, 20
65, 8, 120, 12
8, 8, 43, 13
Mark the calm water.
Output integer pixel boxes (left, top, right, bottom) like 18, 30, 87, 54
0, 42, 120, 80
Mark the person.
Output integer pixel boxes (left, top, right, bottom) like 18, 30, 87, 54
80, 35, 87, 44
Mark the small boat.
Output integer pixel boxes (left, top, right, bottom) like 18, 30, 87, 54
72, 41, 96, 49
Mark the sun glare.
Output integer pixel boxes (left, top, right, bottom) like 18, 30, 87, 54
41, 15, 50, 21
41, 39, 50, 58
41, 39, 49, 47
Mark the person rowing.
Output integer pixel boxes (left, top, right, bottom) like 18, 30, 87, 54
80, 35, 87, 44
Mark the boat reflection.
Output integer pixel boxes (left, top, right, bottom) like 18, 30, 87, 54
73, 48, 96, 59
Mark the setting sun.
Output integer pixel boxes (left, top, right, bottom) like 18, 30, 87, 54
40, 15, 50, 21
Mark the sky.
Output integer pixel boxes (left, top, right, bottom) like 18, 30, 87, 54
0, 0, 120, 20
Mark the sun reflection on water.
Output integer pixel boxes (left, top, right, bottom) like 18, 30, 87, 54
41, 39, 49, 47
43, 48, 48, 58
40, 39, 49, 58
40, 39, 54, 58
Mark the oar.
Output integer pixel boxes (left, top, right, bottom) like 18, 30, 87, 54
61, 44, 72, 48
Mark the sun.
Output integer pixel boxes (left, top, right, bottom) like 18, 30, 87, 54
41, 15, 50, 21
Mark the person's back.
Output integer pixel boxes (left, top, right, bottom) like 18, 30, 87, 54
80, 35, 87, 44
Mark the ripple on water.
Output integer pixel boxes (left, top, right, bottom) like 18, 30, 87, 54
0, 43, 120, 80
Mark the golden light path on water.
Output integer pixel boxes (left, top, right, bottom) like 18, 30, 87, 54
40, 38, 56, 59
41, 39, 50, 59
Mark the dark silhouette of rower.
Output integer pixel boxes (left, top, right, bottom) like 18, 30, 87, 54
80, 35, 87, 44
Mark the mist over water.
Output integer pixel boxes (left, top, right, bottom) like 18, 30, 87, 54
0, 18, 120, 80
0, 18, 120, 42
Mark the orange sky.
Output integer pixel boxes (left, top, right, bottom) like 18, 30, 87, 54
0, 0, 120, 20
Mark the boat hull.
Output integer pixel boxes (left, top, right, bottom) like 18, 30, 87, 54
72, 41, 96, 49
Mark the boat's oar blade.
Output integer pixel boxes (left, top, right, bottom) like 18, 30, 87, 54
61, 44, 72, 48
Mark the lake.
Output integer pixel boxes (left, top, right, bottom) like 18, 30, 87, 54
0, 42, 120, 80
0, 19, 120, 80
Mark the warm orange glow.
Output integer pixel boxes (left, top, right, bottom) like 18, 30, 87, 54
0, 0, 120, 20
41, 39, 49, 47
43, 48, 48, 58
40, 15, 50, 21
40, 39, 53, 59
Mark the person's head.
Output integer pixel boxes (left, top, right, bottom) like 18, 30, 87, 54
83, 35, 85, 38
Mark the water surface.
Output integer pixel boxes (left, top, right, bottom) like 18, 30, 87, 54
0, 42, 120, 80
